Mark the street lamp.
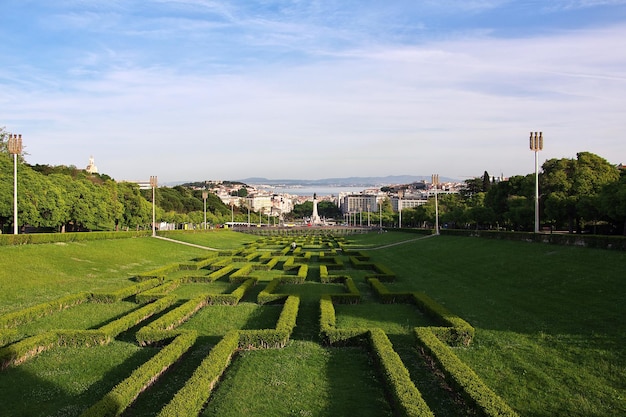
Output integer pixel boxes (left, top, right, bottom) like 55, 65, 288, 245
432, 174, 440, 235
530, 132, 543, 233
367, 203, 371, 227
8, 134, 23, 234
150, 176, 158, 236
398, 190, 403, 229
379, 199, 382, 228
202, 191, 208, 230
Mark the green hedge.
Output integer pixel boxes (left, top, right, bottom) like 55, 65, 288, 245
368, 328, 434, 417
319, 295, 368, 345
257, 278, 288, 305
135, 280, 181, 303
98, 296, 177, 337
135, 263, 181, 281
0, 292, 91, 328
415, 327, 519, 417
158, 331, 239, 417
411, 292, 474, 346
136, 295, 207, 345
0, 330, 109, 369
0, 231, 151, 246
82, 331, 198, 417
440, 229, 626, 251
207, 264, 235, 281
91, 279, 162, 303
238, 296, 299, 349
206, 279, 256, 305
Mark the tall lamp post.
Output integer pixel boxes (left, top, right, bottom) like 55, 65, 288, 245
432, 174, 440, 235
398, 190, 403, 229
150, 176, 158, 236
379, 199, 382, 228
8, 134, 23, 234
202, 191, 208, 230
530, 132, 543, 233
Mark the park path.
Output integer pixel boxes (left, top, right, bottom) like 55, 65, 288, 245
358, 233, 437, 250
153, 235, 221, 251
154, 233, 438, 252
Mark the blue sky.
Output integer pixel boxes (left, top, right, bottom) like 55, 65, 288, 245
2, 1, 625, 183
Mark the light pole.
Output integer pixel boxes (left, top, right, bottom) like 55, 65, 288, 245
432, 174, 440, 235
398, 190, 403, 229
202, 191, 208, 230
8, 134, 23, 234
367, 203, 371, 227
150, 176, 158, 236
379, 199, 382, 228
530, 132, 543, 233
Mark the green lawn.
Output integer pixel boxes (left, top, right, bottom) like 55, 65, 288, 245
0, 230, 624, 416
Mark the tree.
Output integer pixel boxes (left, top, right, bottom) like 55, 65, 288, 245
598, 170, 626, 235
542, 152, 620, 233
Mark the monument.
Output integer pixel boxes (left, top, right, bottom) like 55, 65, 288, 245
310, 193, 322, 225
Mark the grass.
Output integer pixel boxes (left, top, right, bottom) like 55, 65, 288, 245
0, 230, 624, 417
202, 341, 393, 417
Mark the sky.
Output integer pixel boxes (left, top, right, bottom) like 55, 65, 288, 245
2, 1, 626, 184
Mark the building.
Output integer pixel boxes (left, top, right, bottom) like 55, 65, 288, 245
341, 194, 378, 214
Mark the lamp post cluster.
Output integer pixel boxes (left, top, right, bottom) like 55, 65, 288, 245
530, 132, 543, 233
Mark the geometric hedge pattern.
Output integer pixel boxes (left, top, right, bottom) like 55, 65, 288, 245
0, 234, 518, 416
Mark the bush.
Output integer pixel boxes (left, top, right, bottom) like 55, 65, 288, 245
82, 331, 197, 417
157, 331, 239, 417
369, 328, 434, 417
0, 231, 151, 246
415, 327, 519, 417
91, 279, 162, 303
0, 292, 91, 328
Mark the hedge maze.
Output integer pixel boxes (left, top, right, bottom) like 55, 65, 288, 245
0, 234, 518, 416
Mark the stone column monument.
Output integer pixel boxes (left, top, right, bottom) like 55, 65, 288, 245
310, 193, 322, 225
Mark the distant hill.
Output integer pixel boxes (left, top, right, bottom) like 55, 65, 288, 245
237, 175, 457, 187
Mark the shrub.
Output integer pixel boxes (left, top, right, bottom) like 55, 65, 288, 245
415, 327, 519, 417
158, 331, 239, 417
369, 328, 434, 417
91, 279, 162, 303
0, 292, 91, 328
82, 331, 197, 417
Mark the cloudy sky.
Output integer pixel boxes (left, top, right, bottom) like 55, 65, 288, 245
2, 1, 625, 183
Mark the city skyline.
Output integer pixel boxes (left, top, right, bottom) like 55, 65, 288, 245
2, 1, 625, 183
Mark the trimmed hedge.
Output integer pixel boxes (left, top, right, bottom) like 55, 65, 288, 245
257, 278, 288, 305
0, 230, 151, 246
238, 295, 299, 349
206, 279, 256, 305
0, 330, 109, 369
207, 264, 235, 281
415, 327, 519, 417
0, 292, 91, 329
319, 295, 368, 345
91, 279, 162, 303
98, 296, 177, 337
411, 292, 474, 346
136, 295, 207, 345
157, 331, 239, 417
369, 328, 435, 417
440, 228, 626, 251
82, 331, 198, 417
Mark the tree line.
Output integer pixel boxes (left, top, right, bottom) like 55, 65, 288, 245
1, 128, 624, 234
399, 152, 625, 235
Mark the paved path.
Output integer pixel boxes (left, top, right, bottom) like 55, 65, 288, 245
153, 235, 220, 251
154, 233, 437, 252
358, 233, 438, 250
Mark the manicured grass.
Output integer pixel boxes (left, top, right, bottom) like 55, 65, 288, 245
1, 231, 624, 416
0, 341, 159, 417
179, 303, 282, 337
0, 237, 209, 314
159, 230, 259, 249
202, 341, 393, 417
367, 234, 626, 417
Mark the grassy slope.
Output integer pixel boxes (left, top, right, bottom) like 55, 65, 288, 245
1, 230, 624, 416
0, 231, 251, 314
354, 232, 626, 417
